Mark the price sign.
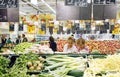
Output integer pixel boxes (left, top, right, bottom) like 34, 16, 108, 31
0, 0, 18, 8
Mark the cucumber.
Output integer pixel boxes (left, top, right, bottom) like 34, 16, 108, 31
67, 70, 84, 77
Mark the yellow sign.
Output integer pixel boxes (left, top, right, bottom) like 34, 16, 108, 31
38, 28, 45, 35
112, 28, 119, 34
27, 25, 35, 33
53, 28, 58, 34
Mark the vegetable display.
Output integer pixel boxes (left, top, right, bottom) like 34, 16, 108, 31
1, 53, 120, 77
57, 39, 120, 54
13, 43, 53, 54
13, 42, 33, 53
83, 54, 120, 77
39, 55, 87, 77
27, 57, 44, 71
56, 39, 67, 52
87, 40, 120, 54
2, 53, 45, 77
0, 56, 10, 76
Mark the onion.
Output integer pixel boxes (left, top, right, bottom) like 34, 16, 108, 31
29, 66, 34, 70
27, 62, 32, 67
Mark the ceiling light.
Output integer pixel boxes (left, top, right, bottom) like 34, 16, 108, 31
75, 20, 79, 23
19, 11, 26, 15
87, 0, 91, 3
31, 0, 38, 5
41, 0, 56, 14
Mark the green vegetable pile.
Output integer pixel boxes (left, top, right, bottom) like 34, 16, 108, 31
39, 55, 87, 77
0, 56, 10, 76
2, 53, 44, 77
13, 42, 33, 53
0, 54, 88, 77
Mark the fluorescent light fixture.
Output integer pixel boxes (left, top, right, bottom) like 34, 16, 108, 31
87, 0, 91, 3
34, 22, 39, 25
54, 21, 59, 25
105, 19, 109, 22
91, 27, 95, 30
63, 27, 67, 31
96, 21, 102, 24
41, 0, 56, 14
117, 20, 120, 24
19, 11, 26, 15
75, 20, 79, 23
31, 0, 38, 5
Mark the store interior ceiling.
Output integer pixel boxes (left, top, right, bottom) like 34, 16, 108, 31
19, 0, 64, 15
19, 0, 120, 15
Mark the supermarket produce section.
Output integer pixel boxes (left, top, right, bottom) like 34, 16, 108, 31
0, 0, 120, 77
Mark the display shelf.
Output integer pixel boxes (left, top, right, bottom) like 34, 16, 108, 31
27, 71, 41, 75
0, 53, 107, 57
0, 53, 107, 68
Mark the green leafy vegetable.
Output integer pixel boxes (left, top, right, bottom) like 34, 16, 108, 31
13, 42, 33, 53
0, 56, 10, 75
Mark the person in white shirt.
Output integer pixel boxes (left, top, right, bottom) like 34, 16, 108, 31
76, 38, 89, 54
63, 37, 77, 53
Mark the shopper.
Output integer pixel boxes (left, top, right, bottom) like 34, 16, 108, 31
16, 35, 21, 44
76, 38, 89, 54
31, 38, 36, 42
22, 34, 28, 42
63, 37, 77, 53
49, 36, 57, 52
0, 35, 7, 50
7, 38, 12, 44
7, 38, 12, 46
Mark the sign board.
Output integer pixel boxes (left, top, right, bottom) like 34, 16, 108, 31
0, 0, 18, 8
56, 2, 91, 20
65, 0, 91, 7
94, 0, 116, 5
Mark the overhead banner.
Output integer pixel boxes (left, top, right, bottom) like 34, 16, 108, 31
0, 0, 19, 22
0, 0, 18, 8
56, 2, 91, 20
65, 0, 90, 7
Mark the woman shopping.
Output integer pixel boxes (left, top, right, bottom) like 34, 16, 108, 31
76, 38, 89, 54
63, 37, 77, 53
49, 36, 57, 52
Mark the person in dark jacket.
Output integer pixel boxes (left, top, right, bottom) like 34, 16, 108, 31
22, 34, 28, 42
49, 36, 57, 52
16, 35, 21, 44
0, 35, 7, 50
